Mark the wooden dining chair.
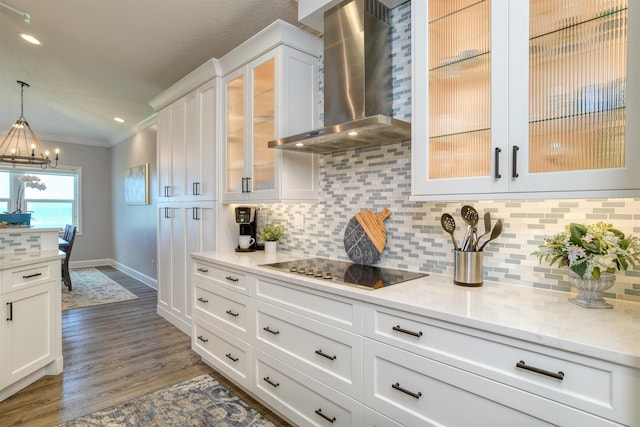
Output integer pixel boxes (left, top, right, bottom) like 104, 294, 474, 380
61, 224, 77, 291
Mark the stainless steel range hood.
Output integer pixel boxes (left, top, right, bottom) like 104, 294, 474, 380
268, 0, 410, 154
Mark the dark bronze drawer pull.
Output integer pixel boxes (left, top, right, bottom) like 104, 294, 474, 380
225, 353, 238, 362
6, 302, 13, 321
225, 276, 239, 282
263, 326, 280, 335
197, 267, 209, 273
392, 382, 422, 399
392, 325, 423, 338
516, 360, 564, 381
315, 409, 336, 423
197, 335, 208, 343
193, 182, 201, 196
494, 147, 502, 179
315, 349, 337, 360
225, 310, 239, 317
512, 145, 520, 178
263, 376, 279, 388
22, 272, 42, 279
197, 297, 208, 303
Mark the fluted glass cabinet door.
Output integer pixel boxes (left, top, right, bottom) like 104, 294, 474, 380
251, 59, 275, 192
225, 74, 245, 194
529, 0, 626, 173
428, 0, 491, 180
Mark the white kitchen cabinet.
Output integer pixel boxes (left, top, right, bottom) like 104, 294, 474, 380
363, 303, 636, 426
411, 0, 640, 200
157, 202, 215, 334
1, 257, 62, 403
156, 78, 217, 202
220, 21, 322, 203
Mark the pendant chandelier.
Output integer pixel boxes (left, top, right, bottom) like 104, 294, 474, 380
0, 81, 59, 168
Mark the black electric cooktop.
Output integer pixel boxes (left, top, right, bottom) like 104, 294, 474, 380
261, 257, 427, 290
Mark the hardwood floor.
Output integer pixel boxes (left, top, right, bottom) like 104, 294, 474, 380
0, 266, 291, 426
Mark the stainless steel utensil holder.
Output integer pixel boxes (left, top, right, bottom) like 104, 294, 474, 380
454, 250, 483, 287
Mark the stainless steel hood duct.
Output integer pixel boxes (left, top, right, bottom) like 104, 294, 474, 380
269, 0, 410, 154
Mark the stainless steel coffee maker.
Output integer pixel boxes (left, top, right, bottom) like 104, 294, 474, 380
235, 207, 258, 251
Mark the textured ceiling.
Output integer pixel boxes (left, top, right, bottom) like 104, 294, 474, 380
0, 0, 301, 146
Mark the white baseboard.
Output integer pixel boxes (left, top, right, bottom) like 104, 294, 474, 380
69, 259, 157, 290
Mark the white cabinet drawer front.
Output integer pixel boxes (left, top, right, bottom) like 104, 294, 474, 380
253, 350, 362, 427
192, 318, 250, 389
362, 405, 403, 427
254, 277, 362, 333
363, 339, 613, 427
3, 261, 56, 293
193, 261, 249, 294
364, 304, 632, 422
193, 279, 248, 338
254, 301, 362, 399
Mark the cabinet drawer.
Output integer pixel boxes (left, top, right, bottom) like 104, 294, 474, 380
253, 349, 362, 427
2, 260, 57, 293
254, 277, 362, 333
365, 304, 635, 425
193, 278, 249, 339
192, 318, 251, 389
192, 261, 249, 294
362, 405, 403, 427
254, 300, 362, 400
363, 339, 613, 427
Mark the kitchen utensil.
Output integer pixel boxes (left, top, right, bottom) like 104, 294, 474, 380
440, 213, 459, 250
474, 211, 492, 251
460, 205, 479, 251
479, 218, 503, 251
344, 208, 391, 264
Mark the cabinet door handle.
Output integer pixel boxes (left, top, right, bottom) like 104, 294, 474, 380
225, 310, 239, 317
392, 382, 422, 399
494, 147, 502, 179
197, 267, 209, 273
392, 325, 423, 338
197, 335, 208, 343
22, 272, 42, 279
263, 326, 280, 335
315, 409, 336, 424
164, 207, 171, 219
516, 360, 564, 381
241, 177, 247, 193
225, 276, 239, 282
192, 207, 200, 220
164, 186, 171, 197
263, 376, 279, 388
315, 349, 337, 360
6, 302, 13, 321
225, 353, 238, 362
512, 145, 520, 178
197, 297, 208, 303
192, 182, 200, 196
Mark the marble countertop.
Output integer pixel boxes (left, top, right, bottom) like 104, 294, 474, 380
192, 250, 640, 368
0, 250, 64, 269
0, 227, 61, 233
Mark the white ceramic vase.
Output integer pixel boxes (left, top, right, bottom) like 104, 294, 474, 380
568, 272, 616, 309
264, 241, 278, 254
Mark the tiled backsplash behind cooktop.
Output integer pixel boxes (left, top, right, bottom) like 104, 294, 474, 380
250, 2, 640, 302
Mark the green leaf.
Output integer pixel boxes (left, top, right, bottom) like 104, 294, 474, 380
570, 262, 588, 279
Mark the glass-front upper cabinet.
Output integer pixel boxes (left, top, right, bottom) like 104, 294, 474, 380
412, 0, 639, 200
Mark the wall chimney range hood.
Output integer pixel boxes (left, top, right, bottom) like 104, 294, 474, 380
268, 0, 410, 154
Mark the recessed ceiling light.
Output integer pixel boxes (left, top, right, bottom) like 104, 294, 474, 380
113, 117, 125, 123
20, 33, 41, 45
295, 142, 304, 147
348, 131, 358, 136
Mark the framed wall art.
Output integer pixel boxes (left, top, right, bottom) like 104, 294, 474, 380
124, 163, 149, 205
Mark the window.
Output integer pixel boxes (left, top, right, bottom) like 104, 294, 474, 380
0, 167, 81, 231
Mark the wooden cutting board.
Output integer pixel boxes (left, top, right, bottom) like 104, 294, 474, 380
343, 208, 391, 265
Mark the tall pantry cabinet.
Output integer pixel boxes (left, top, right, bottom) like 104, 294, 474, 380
151, 61, 218, 334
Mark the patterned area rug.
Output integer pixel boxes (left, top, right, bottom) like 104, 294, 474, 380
58, 375, 276, 426
62, 268, 138, 311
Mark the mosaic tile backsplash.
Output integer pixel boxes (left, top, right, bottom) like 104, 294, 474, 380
0, 232, 41, 253
237, 2, 640, 303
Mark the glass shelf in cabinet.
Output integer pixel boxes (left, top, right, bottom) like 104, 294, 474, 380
530, 6, 627, 40
429, 127, 490, 141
